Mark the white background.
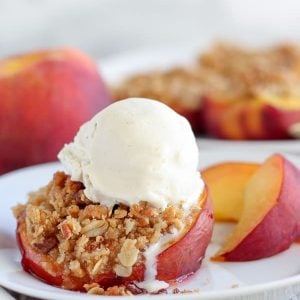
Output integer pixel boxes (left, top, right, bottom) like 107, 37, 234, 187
1, 0, 300, 60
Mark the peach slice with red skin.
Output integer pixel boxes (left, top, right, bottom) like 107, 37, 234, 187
202, 95, 300, 140
202, 162, 260, 222
213, 154, 300, 261
17, 188, 213, 291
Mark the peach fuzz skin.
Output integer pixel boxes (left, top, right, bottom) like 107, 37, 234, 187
202, 95, 300, 140
213, 154, 300, 261
16, 188, 213, 292
0, 48, 111, 174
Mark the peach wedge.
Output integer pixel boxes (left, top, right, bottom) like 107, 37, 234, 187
213, 154, 300, 261
202, 162, 260, 222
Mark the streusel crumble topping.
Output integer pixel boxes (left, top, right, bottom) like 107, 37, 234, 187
13, 172, 199, 294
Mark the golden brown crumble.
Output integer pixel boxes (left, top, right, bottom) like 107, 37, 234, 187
112, 42, 300, 104
13, 172, 198, 293
199, 43, 300, 99
113, 68, 205, 110
84, 283, 133, 295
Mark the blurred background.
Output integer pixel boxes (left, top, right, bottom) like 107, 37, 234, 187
1, 0, 300, 176
1, 0, 300, 60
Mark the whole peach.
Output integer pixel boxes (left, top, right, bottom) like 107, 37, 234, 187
0, 48, 111, 174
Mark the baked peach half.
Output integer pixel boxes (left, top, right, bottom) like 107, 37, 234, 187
202, 95, 300, 140
112, 69, 205, 134
213, 154, 300, 261
16, 184, 213, 291
202, 162, 260, 222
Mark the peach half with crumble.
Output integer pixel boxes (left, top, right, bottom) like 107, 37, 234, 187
13, 98, 213, 295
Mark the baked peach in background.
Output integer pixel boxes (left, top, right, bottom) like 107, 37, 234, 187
0, 48, 111, 174
201, 43, 300, 140
113, 43, 300, 140
112, 68, 205, 133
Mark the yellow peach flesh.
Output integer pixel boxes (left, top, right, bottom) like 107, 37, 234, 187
202, 162, 259, 222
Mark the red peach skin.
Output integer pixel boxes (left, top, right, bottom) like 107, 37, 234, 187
202, 95, 300, 140
213, 154, 300, 261
17, 188, 213, 291
262, 104, 300, 139
157, 188, 213, 281
0, 48, 111, 174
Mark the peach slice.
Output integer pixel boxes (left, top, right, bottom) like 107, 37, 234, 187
17, 188, 213, 291
202, 162, 260, 222
213, 154, 300, 261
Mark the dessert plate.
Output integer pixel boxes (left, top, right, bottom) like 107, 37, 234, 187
100, 47, 300, 155
1, 150, 300, 300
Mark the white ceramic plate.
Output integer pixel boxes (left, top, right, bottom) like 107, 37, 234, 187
100, 47, 300, 155
1, 150, 300, 300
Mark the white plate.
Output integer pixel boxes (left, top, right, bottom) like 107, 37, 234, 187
1, 150, 300, 300
100, 47, 300, 155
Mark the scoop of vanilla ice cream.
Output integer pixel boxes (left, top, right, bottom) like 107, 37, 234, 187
58, 98, 204, 210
